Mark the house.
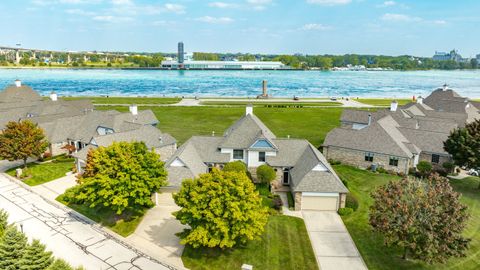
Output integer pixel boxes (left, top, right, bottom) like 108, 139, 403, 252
323, 86, 479, 174
165, 105, 348, 211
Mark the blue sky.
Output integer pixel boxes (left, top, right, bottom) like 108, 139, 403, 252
1, 0, 479, 56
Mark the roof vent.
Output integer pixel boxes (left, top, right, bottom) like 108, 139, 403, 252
442, 83, 448, 91
416, 96, 423, 104
50, 91, 57, 101
159, 137, 163, 143
14, 79, 21, 87
129, 104, 138, 115
246, 104, 253, 115
390, 100, 398, 112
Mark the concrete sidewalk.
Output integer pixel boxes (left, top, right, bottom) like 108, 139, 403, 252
31, 173, 77, 201
302, 211, 367, 270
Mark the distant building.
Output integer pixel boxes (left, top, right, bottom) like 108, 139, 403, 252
162, 42, 286, 70
476, 54, 480, 62
432, 49, 463, 62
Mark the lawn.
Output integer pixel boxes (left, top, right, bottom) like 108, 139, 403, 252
96, 106, 343, 146
6, 155, 74, 186
56, 194, 145, 237
181, 215, 318, 270
334, 164, 480, 270
356, 98, 412, 106
200, 101, 342, 107
62, 96, 181, 104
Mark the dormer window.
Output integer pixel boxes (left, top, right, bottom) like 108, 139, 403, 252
251, 139, 274, 149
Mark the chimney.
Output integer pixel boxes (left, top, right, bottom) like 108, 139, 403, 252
417, 96, 423, 104
14, 79, 21, 87
246, 104, 253, 115
49, 91, 57, 101
129, 104, 138, 115
442, 83, 448, 91
368, 114, 372, 125
262, 80, 267, 97
390, 100, 398, 112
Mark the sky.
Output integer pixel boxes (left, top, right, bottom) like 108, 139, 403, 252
0, 0, 479, 57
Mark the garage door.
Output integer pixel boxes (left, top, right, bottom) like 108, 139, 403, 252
302, 193, 339, 211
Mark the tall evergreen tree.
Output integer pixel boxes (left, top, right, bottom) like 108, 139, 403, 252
0, 209, 8, 237
0, 226, 28, 270
19, 239, 53, 270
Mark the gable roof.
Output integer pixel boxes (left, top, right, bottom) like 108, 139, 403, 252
0, 84, 42, 103
220, 114, 276, 149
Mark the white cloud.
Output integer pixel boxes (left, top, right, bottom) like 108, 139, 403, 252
209, 2, 239, 8
65, 8, 95, 15
163, 3, 185, 14
433, 20, 447, 25
300, 23, 331, 30
92, 15, 133, 22
306, 0, 351, 6
381, 1, 396, 7
381, 13, 420, 22
195, 16, 234, 24
246, 0, 272, 11
111, 0, 133, 5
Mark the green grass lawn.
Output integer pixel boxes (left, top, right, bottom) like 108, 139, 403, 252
96, 106, 343, 146
356, 98, 412, 106
6, 156, 74, 186
56, 194, 145, 237
200, 101, 342, 106
182, 215, 318, 270
61, 96, 181, 104
334, 164, 480, 270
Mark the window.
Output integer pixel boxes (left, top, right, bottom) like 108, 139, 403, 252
389, 157, 399, 167
431, 154, 440, 164
233, 149, 243, 160
251, 139, 273, 149
364, 152, 374, 162
259, 152, 266, 162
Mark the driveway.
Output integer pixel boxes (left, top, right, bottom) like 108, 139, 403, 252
127, 192, 187, 268
31, 173, 77, 201
302, 211, 367, 270
0, 174, 178, 270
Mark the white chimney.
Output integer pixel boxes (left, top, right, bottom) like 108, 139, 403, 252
442, 83, 448, 91
14, 79, 21, 87
49, 91, 58, 101
129, 104, 138, 115
390, 100, 398, 112
417, 96, 423, 104
246, 104, 253, 115
368, 114, 372, 125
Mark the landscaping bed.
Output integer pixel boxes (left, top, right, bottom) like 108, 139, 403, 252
182, 215, 318, 270
5, 155, 74, 186
334, 164, 480, 270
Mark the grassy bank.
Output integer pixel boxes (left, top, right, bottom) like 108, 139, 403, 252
96, 106, 343, 146
334, 164, 480, 270
182, 215, 317, 270
62, 96, 181, 104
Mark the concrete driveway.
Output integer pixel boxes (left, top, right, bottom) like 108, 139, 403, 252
127, 192, 187, 268
31, 173, 77, 201
302, 211, 367, 270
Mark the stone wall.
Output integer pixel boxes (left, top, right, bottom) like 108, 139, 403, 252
324, 146, 411, 174
339, 193, 346, 208
49, 142, 69, 156
294, 192, 302, 211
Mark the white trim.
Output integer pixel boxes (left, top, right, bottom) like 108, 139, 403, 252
302, 192, 339, 197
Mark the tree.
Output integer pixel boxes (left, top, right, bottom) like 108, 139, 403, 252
19, 239, 53, 270
0, 209, 8, 237
370, 175, 470, 263
0, 120, 49, 168
416, 160, 432, 177
444, 119, 480, 170
63, 142, 167, 214
0, 226, 28, 269
256, 164, 276, 183
223, 161, 247, 173
173, 169, 268, 249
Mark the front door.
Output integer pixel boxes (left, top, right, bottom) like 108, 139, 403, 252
283, 169, 290, 185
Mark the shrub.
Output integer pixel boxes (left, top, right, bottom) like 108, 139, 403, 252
43, 152, 52, 159
345, 194, 359, 211
223, 161, 247, 173
338, 207, 353, 216
376, 167, 387, 174
417, 161, 433, 176
287, 192, 295, 208
256, 164, 276, 183
442, 162, 455, 173
328, 159, 342, 165
272, 195, 283, 210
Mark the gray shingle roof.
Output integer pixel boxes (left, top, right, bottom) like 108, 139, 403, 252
0, 84, 42, 103
220, 114, 276, 149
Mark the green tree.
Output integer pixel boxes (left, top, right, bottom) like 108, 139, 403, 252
444, 119, 480, 170
0, 226, 28, 269
47, 259, 82, 270
370, 175, 470, 263
63, 142, 167, 214
223, 160, 247, 173
173, 169, 268, 248
19, 239, 53, 270
256, 164, 276, 183
0, 209, 8, 237
416, 160, 432, 177
0, 120, 49, 168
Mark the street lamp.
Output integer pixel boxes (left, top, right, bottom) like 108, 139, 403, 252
19, 223, 23, 233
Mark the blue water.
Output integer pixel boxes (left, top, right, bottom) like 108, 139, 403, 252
0, 69, 479, 98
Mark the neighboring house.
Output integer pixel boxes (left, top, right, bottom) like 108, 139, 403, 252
0, 80, 177, 167
166, 105, 348, 211
323, 86, 479, 174
72, 125, 176, 173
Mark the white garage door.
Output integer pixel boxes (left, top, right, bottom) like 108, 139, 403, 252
302, 193, 339, 211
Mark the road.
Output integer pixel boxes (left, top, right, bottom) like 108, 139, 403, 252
0, 172, 180, 270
